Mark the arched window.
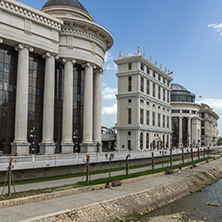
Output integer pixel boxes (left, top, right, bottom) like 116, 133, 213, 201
128, 131, 131, 136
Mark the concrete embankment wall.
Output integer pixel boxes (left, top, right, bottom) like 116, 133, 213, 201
38, 163, 222, 222
0, 152, 198, 183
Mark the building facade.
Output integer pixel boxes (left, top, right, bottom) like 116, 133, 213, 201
171, 84, 201, 147
0, 0, 113, 155
115, 49, 173, 151
200, 103, 219, 146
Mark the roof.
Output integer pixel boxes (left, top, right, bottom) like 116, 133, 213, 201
171, 83, 188, 92
42, 0, 88, 13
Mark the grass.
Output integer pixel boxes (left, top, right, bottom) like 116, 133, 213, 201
0, 157, 213, 201
0, 158, 181, 187
78, 157, 213, 186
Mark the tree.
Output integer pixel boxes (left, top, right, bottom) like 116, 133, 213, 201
218, 137, 222, 145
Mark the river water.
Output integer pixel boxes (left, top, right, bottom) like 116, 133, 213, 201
140, 179, 222, 222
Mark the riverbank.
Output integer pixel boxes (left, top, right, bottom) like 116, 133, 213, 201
9, 158, 221, 222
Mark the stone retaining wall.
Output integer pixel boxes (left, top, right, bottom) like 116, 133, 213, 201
32, 162, 222, 222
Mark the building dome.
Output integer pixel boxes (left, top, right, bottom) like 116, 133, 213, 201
42, 0, 88, 13
201, 103, 210, 109
171, 83, 188, 92
171, 83, 196, 103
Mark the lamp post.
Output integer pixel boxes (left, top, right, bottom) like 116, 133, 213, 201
30, 127, 35, 155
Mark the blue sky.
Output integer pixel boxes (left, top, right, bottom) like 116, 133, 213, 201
19, 0, 222, 136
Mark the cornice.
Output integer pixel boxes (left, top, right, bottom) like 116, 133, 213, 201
0, 0, 63, 31
114, 54, 173, 81
117, 92, 172, 108
116, 70, 171, 91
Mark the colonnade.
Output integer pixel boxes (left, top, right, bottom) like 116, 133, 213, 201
11, 45, 102, 155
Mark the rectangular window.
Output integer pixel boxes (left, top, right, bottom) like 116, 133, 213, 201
146, 110, 149, 125
158, 86, 161, 99
182, 110, 189, 113
153, 71, 155, 78
172, 110, 180, 113
158, 74, 161, 81
140, 108, 144, 124
192, 111, 196, 114
167, 116, 169, 128
146, 80, 149, 94
140, 76, 144, 92
128, 63, 132, 70
152, 112, 155, 126
147, 67, 150, 74
128, 109, 131, 124
163, 115, 165, 128
201, 121, 205, 127
153, 83, 155, 97
163, 88, 165, 101
167, 80, 169, 86
128, 76, 132, 91
140, 99, 144, 103
201, 129, 205, 135
158, 113, 161, 127
141, 63, 144, 71
163, 77, 165, 84
201, 113, 205, 118
167, 91, 169, 103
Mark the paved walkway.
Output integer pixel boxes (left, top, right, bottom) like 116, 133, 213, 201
0, 156, 200, 194
0, 158, 220, 222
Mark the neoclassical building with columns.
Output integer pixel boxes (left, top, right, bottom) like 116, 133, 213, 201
0, 0, 113, 155
171, 83, 201, 147
115, 49, 173, 151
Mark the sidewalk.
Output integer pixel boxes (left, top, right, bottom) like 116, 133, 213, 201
0, 156, 199, 194
0, 158, 220, 222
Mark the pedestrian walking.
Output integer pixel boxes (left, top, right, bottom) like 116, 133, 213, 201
190, 166, 193, 174
178, 167, 181, 174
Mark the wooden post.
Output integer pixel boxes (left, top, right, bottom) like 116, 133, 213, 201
152, 152, 155, 170
126, 154, 130, 176
170, 148, 172, 167
86, 155, 90, 183
191, 146, 193, 163
182, 147, 184, 164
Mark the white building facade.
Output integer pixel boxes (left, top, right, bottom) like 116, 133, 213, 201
200, 103, 219, 146
0, 0, 113, 155
171, 84, 201, 147
115, 49, 173, 151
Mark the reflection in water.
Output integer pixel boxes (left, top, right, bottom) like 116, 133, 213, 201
140, 179, 222, 222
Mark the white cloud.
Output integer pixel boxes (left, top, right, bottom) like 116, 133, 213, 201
208, 22, 222, 40
104, 52, 113, 63
102, 82, 107, 87
102, 103, 117, 115
106, 63, 117, 71
102, 87, 117, 100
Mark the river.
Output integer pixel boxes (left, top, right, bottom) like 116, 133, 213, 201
140, 179, 222, 222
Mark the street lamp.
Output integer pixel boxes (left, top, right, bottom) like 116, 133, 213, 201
73, 130, 78, 153
30, 127, 35, 155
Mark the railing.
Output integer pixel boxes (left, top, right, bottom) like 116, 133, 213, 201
0, 146, 220, 171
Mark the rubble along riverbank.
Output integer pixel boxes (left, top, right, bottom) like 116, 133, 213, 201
27, 160, 222, 222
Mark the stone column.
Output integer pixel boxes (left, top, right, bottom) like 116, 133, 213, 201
179, 117, 183, 147
39, 53, 56, 154
61, 59, 75, 153
81, 63, 95, 153
93, 69, 103, 152
11, 44, 32, 155
188, 117, 191, 147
